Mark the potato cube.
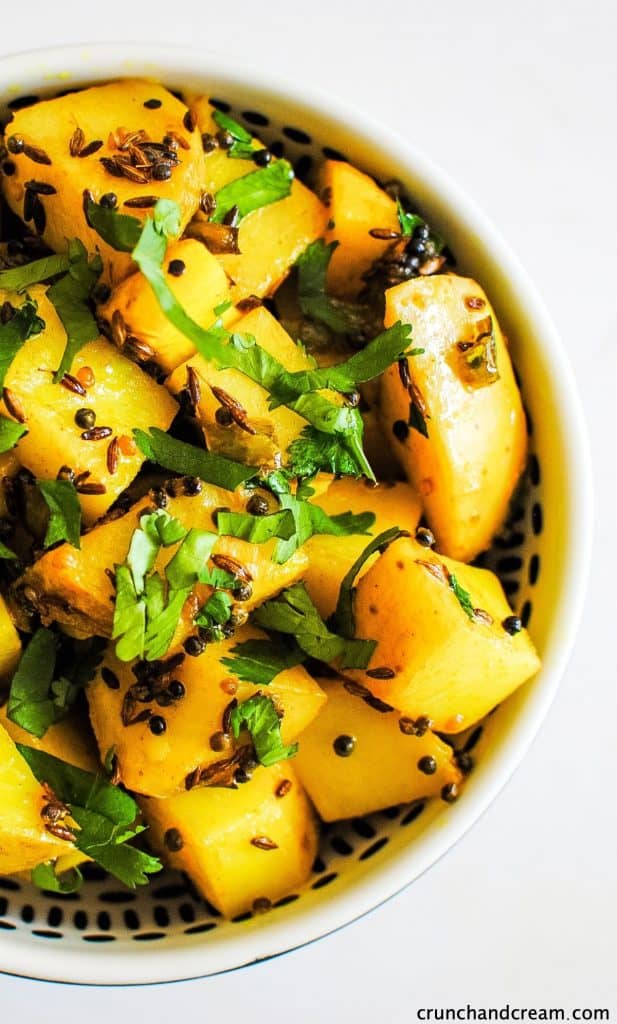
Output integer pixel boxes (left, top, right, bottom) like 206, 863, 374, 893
1, 80, 205, 285
0, 593, 21, 680
294, 676, 462, 820
345, 536, 541, 732
18, 485, 308, 640
303, 476, 422, 619
0, 721, 75, 874
0, 287, 177, 524
167, 305, 330, 467
100, 238, 231, 374
140, 763, 318, 917
88, 625, 325, 797
381, 274, 527, 561
189, 98, 327, 303
316, 160, 400, 298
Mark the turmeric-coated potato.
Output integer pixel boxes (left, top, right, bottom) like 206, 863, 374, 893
1, 80, 205, 285
303, 476, 422, 619
88, 626, 325, 797
316, 160, 400, 298
294, 677, 462, 820
0, 593, 21, 680
0, 287, 177, 524
141, 763, 318, 918
189, 97, 327, 303
381, 274, 527, 561
18, 484, 308, 641
100, 238, 231, 374
345, 537, 540, 733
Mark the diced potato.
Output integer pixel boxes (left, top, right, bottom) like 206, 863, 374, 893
0, 721, 74, 873
1, 81, 205, 285
345, 536, 541, 733
294, 677, 462, 820
303, 476, 422, 619
100, 238, 231, 374
88, 625, 326, 797
0, 706, 99, 772
18, 484, 308, 640
189, 98, 327, 303
140, 763, 318, 917
0, 592, 21, 680
381, 274, 527, 561
316, 160, 400, 298
167, 305, 334, 467
0, 287, 178, 524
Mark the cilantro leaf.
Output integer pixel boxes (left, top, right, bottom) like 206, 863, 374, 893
211, 160, 294, 223
39, 479, 82, 549
84, 197, 143, 252
269, 322, 415, 405
211, 109, 255, 159
113, 509, 216, 662
31, 861, 83, 895
0, 253, 71, 292
221, 636, 305, 686
253, 582, 375, 669
272, 487, 375, 564
0, 415, 27, 453
286, 426, 367, 479
7, 628, 59, 738
196, 589, 233, 628
7, 630, 104, 738
48, 239, 102, 381
133, 427, 255, 491
0, 541, 17, 560
229, 694, 298, 767
449, 571, 476, 620
17, 745, 162, 888
216, 508, 296, 545
333, 527, 409, 643
296, 240, 367, 334
0, 298, 45, 390
396, 200, 424, 238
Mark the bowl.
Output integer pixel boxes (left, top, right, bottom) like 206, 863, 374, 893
0, 42, 592, 985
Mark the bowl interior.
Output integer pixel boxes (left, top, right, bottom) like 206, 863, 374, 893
0, 46, 587, 985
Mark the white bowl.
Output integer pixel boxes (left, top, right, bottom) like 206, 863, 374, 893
0, 42, 592, 985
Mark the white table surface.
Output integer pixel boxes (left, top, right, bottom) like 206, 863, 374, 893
1, 0, 615, 1018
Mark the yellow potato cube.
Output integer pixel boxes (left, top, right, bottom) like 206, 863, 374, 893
140, 763, 318, 917
381, 274, 527, 561
1, 80, 205, 285
88, 625, 325, 797
345, 536, 541, 732
0, 287, 177, 524
294, 676, 462, 820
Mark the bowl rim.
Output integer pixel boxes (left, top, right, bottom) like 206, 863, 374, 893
0, 40, 593, 986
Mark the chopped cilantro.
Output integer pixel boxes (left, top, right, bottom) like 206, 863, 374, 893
0, 415, 27, 453
295, 240, 367, 334
18, 746, 162, 889
133, 427, 255, 491
48, 239, 102, 381
210, 160, 294, 223
0, 253, 71, 292
38, 479, 82, 549
229, 694, 298, 767
0, 298, 45, 390
211, 109, 255, 159
221, 636, 305, 686
253, 582, 376, 669
448, 571, 476, 620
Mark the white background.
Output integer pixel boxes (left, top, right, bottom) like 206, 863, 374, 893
0, 0, 615, 1018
